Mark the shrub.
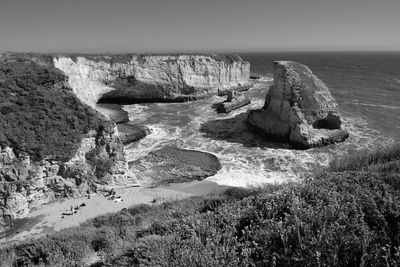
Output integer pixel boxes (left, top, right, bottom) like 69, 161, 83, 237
0, 55, 107, 161
330, 143, 400, 173
2, 145, 400, 266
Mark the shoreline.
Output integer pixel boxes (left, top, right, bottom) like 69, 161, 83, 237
0, 180, 228, 246
95, 103, 130, 123
0, 81, 260, 246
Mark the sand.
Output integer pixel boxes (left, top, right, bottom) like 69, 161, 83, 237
0, 180, 227, 246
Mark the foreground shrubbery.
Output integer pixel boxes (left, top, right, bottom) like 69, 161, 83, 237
330, 143, 400, 173
0, 55, 107, 161
1, 145, 400, 266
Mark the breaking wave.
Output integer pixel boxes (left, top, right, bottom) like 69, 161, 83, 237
123, 79, 393, 187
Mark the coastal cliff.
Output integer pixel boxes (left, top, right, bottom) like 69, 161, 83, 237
0, 52, 248, 221
0, 54, 133, 220
53, 54, 250, 106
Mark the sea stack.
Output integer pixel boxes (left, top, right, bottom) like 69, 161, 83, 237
217, 91, 251, 113
247, 61, 349, 149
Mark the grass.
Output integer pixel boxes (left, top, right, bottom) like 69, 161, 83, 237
1, 144, 400, 266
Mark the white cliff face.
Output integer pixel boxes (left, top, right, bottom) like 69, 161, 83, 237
53, 57, 136, 107
54, 54, 250, 106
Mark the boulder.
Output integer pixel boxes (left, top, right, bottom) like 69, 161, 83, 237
247, 61, 349, 149
117, 124, 151, 144
218, 91, 251, 113
217, 84, 252, 96
129, 146, 222, 185
250, 74, 261, 80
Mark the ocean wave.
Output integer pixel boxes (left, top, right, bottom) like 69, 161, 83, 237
259, 76, 273, 82
352, 102, 400, 110
207, 168, 298, 188
123, 104, 151, 123
125, 123, 182, 161
123, 91, 392, 188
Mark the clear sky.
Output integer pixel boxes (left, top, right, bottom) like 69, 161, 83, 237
0, 0, 399, 53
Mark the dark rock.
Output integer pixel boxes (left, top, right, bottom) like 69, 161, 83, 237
129, 146, 222, 185
117, 124, 151, 144
217, 91, 251, 113
247, 61, 349, 149
250, 74, 261, 80
217, 84, 252, 96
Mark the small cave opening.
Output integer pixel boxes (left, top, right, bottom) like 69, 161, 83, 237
313, 113, 341, 130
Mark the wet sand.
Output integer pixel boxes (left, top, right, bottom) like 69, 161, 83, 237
0, 181, 227, 246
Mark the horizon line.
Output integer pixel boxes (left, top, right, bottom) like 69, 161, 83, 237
2, 48, 400, 55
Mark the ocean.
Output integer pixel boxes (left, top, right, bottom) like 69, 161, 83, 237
123, 52, 400, 187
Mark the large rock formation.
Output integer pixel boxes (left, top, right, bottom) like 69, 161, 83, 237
247, 61, 349, 149
116, 124, 151, 145
129, 146, 222, 185
54, 54, 250, 107
0, 125, 132, 220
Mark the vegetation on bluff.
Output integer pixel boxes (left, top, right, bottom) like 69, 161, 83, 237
0, 55, 109, 161
1, 145, 400, 266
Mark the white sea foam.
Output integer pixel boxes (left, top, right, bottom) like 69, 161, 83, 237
207, 168, 297, 188
353, 102, 400, 110
123, 81, 391, 188
125, 123, 182, 161
259, 77, 274, 82
122, 104, 150, 124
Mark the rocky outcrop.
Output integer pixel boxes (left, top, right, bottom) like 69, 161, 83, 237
0, 54, 135, 221
53, 54, 250, 107
247, 61, 349, 149
128, 146, 222, 185
116, 124, 151, 145
217, 91, 251, 113
0, 124, 134, 220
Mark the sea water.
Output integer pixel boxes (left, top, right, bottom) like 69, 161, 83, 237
123, 52, 400, 187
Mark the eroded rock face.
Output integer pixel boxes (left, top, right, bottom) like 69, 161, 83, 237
53, 54, 250, 106
0, 124, 135, 220
247, 61, 349, 149
128, 146, 222, 185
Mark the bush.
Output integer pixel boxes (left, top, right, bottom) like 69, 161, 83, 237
2, 145, 400, 266
330, 143, 400, 173
0, 55, 107, 161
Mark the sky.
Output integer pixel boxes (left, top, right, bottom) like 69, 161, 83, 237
0, 0, 399, 53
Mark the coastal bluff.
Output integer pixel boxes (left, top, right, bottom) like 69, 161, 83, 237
248, 61, 349, 149
0, 52, 247, 221
54, 54, 251, 106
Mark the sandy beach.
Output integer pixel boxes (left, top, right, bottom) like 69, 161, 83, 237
0, 180, 227, 246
